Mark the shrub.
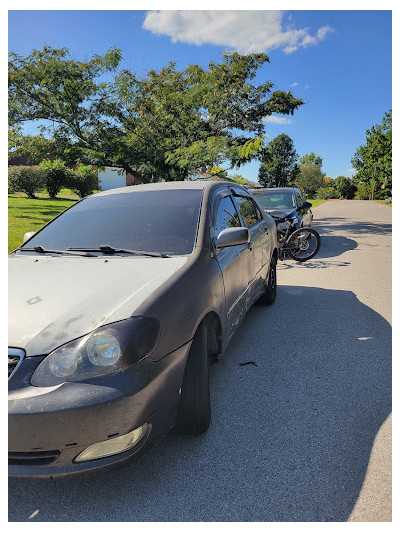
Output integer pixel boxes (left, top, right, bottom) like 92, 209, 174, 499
316, 186, 339, 200
39, 159, 71, 198
355, 182, 370, 200
69, 164, 98, 198
8, 166, 44, 198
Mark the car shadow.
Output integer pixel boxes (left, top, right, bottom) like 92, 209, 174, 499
8, 286, 391, 522
315, 217, 392, 236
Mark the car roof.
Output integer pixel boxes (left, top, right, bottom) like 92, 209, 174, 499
252, 187, 297, 193
93, 180, 244, 197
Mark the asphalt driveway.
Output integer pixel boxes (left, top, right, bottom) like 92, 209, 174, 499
8, 199, 392, 522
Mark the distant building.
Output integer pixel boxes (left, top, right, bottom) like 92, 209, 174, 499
98, 167, 143, 190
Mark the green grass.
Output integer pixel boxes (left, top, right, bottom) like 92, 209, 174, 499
8, 196, 77, 253
374, 199, 392, 207
308, 199, 327, 208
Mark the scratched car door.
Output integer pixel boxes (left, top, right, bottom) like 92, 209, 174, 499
212, 190, 252, 340
232, 191, 269, 300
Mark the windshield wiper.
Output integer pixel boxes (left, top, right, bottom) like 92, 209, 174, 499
20, 246, 95, 257
67, 245, 171, 258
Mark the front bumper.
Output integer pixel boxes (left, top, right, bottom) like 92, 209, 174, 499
8, 342, 191, 477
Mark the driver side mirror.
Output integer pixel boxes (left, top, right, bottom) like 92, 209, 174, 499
215, 227, 250, 249
297, 201, 312, 211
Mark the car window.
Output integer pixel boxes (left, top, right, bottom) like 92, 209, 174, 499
215, 196, 241, 236
234, 196, 262, 227
253, 190, 296, 210
296, 190, 302, 206
19, 190, 203, 256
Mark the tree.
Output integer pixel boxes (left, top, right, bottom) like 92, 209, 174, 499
333, 176, 357, 199
351, 110, 392, 199
9, 47, 304, 181
294, 164, 324, 197
355, 182, 371, 200
299, 152, 323, 168
258, 134, 299, 187
316, 186, 339, 200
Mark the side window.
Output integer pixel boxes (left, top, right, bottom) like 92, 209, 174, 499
296, 190, 303, 206
215, 196, 241, 237
234, 196, 262, 227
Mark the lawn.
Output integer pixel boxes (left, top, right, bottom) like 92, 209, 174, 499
374, 199, 392, 207
308, 199, 327, 208
8, 195, 77, 253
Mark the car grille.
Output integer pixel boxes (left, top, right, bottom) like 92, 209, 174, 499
8, 450, 61, 466
8, 348, 25, 380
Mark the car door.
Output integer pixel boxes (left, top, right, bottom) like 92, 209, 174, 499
231, 189, 270, 302
211, 189, 252, 340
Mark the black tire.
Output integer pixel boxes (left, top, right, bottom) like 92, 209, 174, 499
176, 321, 211, 434
286, 228, 321, 262
258, 255, 277, 305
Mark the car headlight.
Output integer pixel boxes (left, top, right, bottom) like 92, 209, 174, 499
277, 221, 290, 231
31, 316, 160, 387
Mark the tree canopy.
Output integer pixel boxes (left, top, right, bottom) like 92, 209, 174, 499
257, 133, 299, 187
294, 164, 324, 197
299, 152, 323, 168
9, 47, 304, 181
334, 176, 357, 199
351, 110, 392, 198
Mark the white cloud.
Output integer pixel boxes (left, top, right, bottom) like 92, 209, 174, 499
291, 82, 298, 87
143, 11, 334, 54
263, 115, 292, 125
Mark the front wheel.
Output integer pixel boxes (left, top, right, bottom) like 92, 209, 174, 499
286, 228, 321, 262
175, 321, 211, 434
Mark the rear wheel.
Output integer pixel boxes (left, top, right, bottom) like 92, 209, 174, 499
176, 321, 211, 434
258, 255, 277, 305
286, 228, 321, 262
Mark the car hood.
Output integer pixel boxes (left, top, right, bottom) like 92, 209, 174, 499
264, 208, 297, 219
8, 254, 187, 356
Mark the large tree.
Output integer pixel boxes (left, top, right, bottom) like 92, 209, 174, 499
351, 110, 392, 199
299, 152, 323, 168
334, 176, 357, 199
9, 47, 304, 181
258, 133, 299, 187
295, 164, 324, 197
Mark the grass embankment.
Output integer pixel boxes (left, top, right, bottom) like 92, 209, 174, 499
8, 195, 77, 253
308, 199, 327, 208
374, 199, 392, 207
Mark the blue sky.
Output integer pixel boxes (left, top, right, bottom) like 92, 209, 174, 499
8, 9, 392, 182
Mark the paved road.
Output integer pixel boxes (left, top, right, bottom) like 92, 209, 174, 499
8, 200, 391, 522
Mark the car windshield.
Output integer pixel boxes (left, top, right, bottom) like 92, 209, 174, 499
18, 189, 203, 256
253, 190, 296, 210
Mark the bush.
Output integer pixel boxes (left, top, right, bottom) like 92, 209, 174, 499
355, 182, 370, 200
8, 166, 44, 198
69, 164, 98, 198
316, 186, 339, 199
39, 159, 71, 198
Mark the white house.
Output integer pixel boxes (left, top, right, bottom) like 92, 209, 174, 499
97, 167, 142, 190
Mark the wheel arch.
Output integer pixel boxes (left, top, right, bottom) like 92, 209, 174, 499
199, 311, 223, 363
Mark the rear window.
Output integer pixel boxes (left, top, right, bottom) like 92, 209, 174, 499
253, 190, 296, 210
20, 189, 203, 256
